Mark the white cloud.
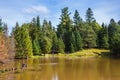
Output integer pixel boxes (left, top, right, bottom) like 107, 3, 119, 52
23, 5, 49, 15
93, 1, 120, 24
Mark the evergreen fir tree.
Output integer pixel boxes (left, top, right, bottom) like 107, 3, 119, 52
97, 23, 109, 49
86, 8, 94, 24
73, 10, 83, 31
13, 24, 33, 58
83, 23, 96, 48
41, 36, 52, 54
32, 40, 41, 55
57, 38, 65, 53
57, 7, 73, 52
74, 31, 82, 51
108, 19, 117, 49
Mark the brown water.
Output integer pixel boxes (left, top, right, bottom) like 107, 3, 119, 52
0, 57, 120, 80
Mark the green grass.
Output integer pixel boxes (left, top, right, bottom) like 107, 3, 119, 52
68, 48, 110, 57
31, 48, 110, 58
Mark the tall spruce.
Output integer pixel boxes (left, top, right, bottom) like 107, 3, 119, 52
110, 24, 120, 56
73, 10, 83, 50
108, 19, 117, 49
70, 32, 76, 52
51, 31, 58, 53
84, 8, 97, 48
41, 36, 52, 54
73, 10, 83, 30
29, 17, 42, 55
91, 21, 101, 34
86, 8, 94, 24
32, 39, 41, 55
13, 23, 33, 58
57, 7, 73, 52
42, 19, 53, 39
74, 31, 82, 51
97, 23, 109, 48
57, 38, 65, 53
108, 19, 120, 56
82, 23, 96, 48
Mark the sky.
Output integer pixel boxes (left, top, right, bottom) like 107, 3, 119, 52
0, 0, 120, 34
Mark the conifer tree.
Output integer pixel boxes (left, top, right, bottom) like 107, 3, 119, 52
33, 40, 41, 55
73, 10, 83, 31
13, 24, 33, 58
84, 8, 97, 48
83, 23, 96, 48
86, 8, 94, 24
74, 31, 82, 51
97, 23, 109, 48
57, 38, 65, 53
57, 7, 73, 52
41, 36, 52, 54
51, 32, 58, 53
108, 19, 117, 49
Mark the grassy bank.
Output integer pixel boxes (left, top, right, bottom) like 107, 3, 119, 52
32, 48, 110, 58
67, 48, 110, 57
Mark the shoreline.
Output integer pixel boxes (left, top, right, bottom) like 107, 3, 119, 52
31, 48, 110, 58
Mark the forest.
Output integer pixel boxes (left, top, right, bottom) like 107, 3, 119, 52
0, 7, 120, 59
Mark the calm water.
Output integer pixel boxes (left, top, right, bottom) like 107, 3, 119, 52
1, 57, 120, 80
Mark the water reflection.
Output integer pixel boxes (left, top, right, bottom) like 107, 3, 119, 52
1, 57, 120, 80
52, 73, 58, 80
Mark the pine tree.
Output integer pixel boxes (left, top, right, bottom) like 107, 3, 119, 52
13, 22, 22, 57
108, 19, 117, 49
86, 8, 94, 24
110, 24, 120, 56
97, 23, 109, 48
85, 8, 96, 48
13, 24, 33, 58
83, 23, 96, 48
73, 11, 83, 51
29, 17, 42, 56
36, 16, 42, 39
21, 25, 33, 58
36, 16, 41, 28
70, 43, 75, 53
108, 19, 120, 56
57, 7, 73, 52
41, 36, 52, 54
73, 10, 83, 30
32, 40, 41, 55
57, 38, 65, 53
51, 32, 58, 53
91, 20, 101, 34
57, 7, 73, 36
74, 31, 82, 51
42, 19, 53, 39
70, 32, 76, 51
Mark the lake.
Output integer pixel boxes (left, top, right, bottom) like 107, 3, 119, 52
0, 57, 120, 80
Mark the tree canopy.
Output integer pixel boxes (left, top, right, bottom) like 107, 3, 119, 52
0, 7, 120, 58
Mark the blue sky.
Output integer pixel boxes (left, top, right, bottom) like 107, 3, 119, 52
0, 0, 120, 33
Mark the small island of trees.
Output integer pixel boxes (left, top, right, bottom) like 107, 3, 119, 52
0, 7, 120, 59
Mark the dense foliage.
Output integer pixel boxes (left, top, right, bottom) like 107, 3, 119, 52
0, 7, 119, 58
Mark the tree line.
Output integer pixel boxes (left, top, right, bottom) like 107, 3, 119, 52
1, 7, 120, 58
